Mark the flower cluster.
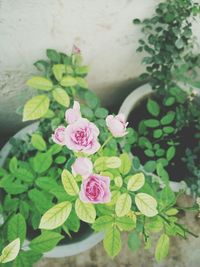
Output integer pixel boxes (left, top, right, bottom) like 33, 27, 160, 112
52, 101, 128, 204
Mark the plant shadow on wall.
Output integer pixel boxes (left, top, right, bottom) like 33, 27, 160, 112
125, 0, 200, 197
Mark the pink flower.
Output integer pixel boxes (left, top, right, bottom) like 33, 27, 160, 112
72, 157, 93, 178
52, 126, 66, 145
72, 45, 81, 54
79, 174, 111, 203
106, 114, 128, 137
65, 118, 100, 154
65, 101, 81, 124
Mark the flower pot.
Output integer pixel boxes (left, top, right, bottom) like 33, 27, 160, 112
119, 83, 186, 193
0, 123, 104, 258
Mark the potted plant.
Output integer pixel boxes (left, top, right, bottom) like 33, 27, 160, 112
0, 49, 198, 266
119, 0, 200, 196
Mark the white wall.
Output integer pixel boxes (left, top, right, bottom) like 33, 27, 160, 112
0, 0, 200, 136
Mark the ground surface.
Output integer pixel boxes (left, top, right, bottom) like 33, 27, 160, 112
36, 195, 200, 267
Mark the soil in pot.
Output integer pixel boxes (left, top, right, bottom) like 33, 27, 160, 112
128, 93, 200, 187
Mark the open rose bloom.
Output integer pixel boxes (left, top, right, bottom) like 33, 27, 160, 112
52, 101, 129, 205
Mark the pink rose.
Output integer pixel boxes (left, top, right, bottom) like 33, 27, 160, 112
79, 174, 111, 203
72, 157, 93, 178
65, 118, 100, 154
106, 114, 128, 137
65, 101, 81, 124
52, 126, 66, 145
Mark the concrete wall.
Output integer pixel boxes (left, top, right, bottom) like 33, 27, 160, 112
0, 0, 200, 139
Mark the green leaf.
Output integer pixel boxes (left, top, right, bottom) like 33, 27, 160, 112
28, 189, 52, 214
46, 49, 61, 63
144, 161, 156, 172
23, 95, 50, 121
35, 176, 58, 191
161, 111, 175, 125
135, 193, 158, 217
166, 146, 176, 161
133, 18, 141, 24
155, 234, 170, 262
39, 201, 72, 230
33, 152, 52, 173
92, 215, 113, 232
31, 134, 46, 151
175, 38, 184, 49
60, 76, 77, 87
76, 77, 88, 89
119, 153, 132, 175
147, 99, 160, 117
29, 231, 64, 253
116, 216, 136, 231
64, 210, 80, 233
103, 226, 121, 258
128, 232, 141, 253
7, 214, 26, 244
84, 91, 99, 109
144, 119, 159, 128
95, 108, 108, 119
9, 157, 18, 173
159, 186, 176, 208
61, 169, 79, 196
1, 180, 28, 195
153, 129, 163, 139
52, 64, 65, 81
115, 193, 132, 217
55, 156, 66, 164
75, 65, 89, 75
26, 76, 53, 91
163, 126, 174, 134
0, 238, 20, 264
80, 106, 94, 120
164, 97, 175, 106
15, 168, 34, 183
52, 87, 70, 107
144, 149, 154, 157
13, 250, 42, 267
75, 199, 96, 223
156, 163, 169, 185
127, 173, 145, 191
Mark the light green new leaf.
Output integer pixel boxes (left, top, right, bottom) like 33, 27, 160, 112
75, 199, 96, 223
155, 234, 170, 262
61, 169, 79, 196
7, 214, 26, 244
119, 153, 132, 175
0, 238, 20, 263
106, 157, 121, 169
103, 226, 121, 258
127, 173, 145, 191
52, 87, 70, 107
92, 215, 114, 232
76, 77, 88, 89
116, 216, 136, 231
33, 152, 52, 173
135, 193, 158, 217
52, 64, 65, 81
39, 201, 72, 230
9, 157, 18, 173
31, 134, 47, 151
29, 231, 64, 253
115, 193, 132, 217
23, 95, 50, 121
26, 76, 53, 91
60, 76, 77, 87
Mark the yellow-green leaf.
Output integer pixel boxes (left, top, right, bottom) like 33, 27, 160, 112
39, 201, 72, 230
135, 193, 158, 217
155, 234, 170, 262
75, 199, 96, 223
26, 76, 53, 91
61, 169, 79, 196
0, 238, 20, 263
119, 153, 132, 175
114, 176, 123, 188
127, 173, 145, 191
52, 64, 65, 81
23, 95, 49, 121
115, 193, 132, 217
60, 76, 77, 87
103, 226, 121, 258
76, 77, 88, 89
94, 157, 107, 172
52, 87, 70, 107
106, 157, 121, 169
